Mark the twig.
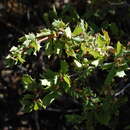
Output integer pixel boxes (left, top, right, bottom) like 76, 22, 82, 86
114, 83, 130, 97
37, 31, 63, 44
108, 1, 130, 7
45, 107, 80, 113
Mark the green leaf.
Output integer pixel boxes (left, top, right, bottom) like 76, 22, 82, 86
65, 27, 71, 38
72, 36, 84, 42
80, 19, 86, 33
81, 43, 87, 54
52, 20, 66, 29
102, 30, 110, 45
23, 40, 31, 47
54, 75, 58, 85
54, 40, 64, 55
101, 63, 113, 70
91, 60, 100, 67
23, 94, 34, 100
115, 71, 126, 78
31, 41, 41, 52
25, 33, 36, 41
17, 55, 25, 63
45, 41, 54, 55
34, 102, 39, 111
104, 66, 116, 86
42, 91, 59, 109
116, 41, 123, 56
60, 60, 69, 74
44, 69, 56, 80
87, 48, 101, 58
10, 46, 18, 52
36, 29, 51, 37
63, 74, 71, 87
65, 45, 76, 58
96, 34, 105, 48
74, 60, 82, 68
22, 74, 33, 85
73, 25, 83, 36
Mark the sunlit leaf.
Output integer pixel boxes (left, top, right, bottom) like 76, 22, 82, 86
41, 79, 51, 86
65, 27, 71, 38
31, 41, 41, 52
52, 20, 66, 29
25, 33, 35, 41
34, 102, 39, 111
91, 59, 100, 67
115, 71, 126, 78
63, 74, 71, 87
72, 36, 84, 42
74, 60, 82, 68
116, 41, 123, 56
96, 34, 105, 48
65, 45, 76, 58
73, 25, 83, 36
102, 30, 110, 45
36, 29, 51, 37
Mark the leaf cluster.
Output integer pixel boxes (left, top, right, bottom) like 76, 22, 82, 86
5, 19, 130, 129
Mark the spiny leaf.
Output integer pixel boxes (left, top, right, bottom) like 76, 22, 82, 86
96, 34, 105, 48
52, 20, 66, 29
73, 25, 83, 36
25, 33, 36, 41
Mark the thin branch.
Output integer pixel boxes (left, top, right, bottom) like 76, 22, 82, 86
45, 107, 80, 113
37, 31, 63, 44
114, 83, 130, 97
108, 1, 130, 7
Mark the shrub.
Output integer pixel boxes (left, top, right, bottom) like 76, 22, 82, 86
5, 19, 130, 129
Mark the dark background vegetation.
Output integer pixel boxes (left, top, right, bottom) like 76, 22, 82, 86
0, 0, 130, 130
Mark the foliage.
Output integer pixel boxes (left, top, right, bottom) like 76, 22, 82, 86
5, 18, 130, 129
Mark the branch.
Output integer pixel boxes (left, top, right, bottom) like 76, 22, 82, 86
37, 31, 64, 44
19, 31, 64, 55
108, 1, 130, 7
114, 83, 130, 97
